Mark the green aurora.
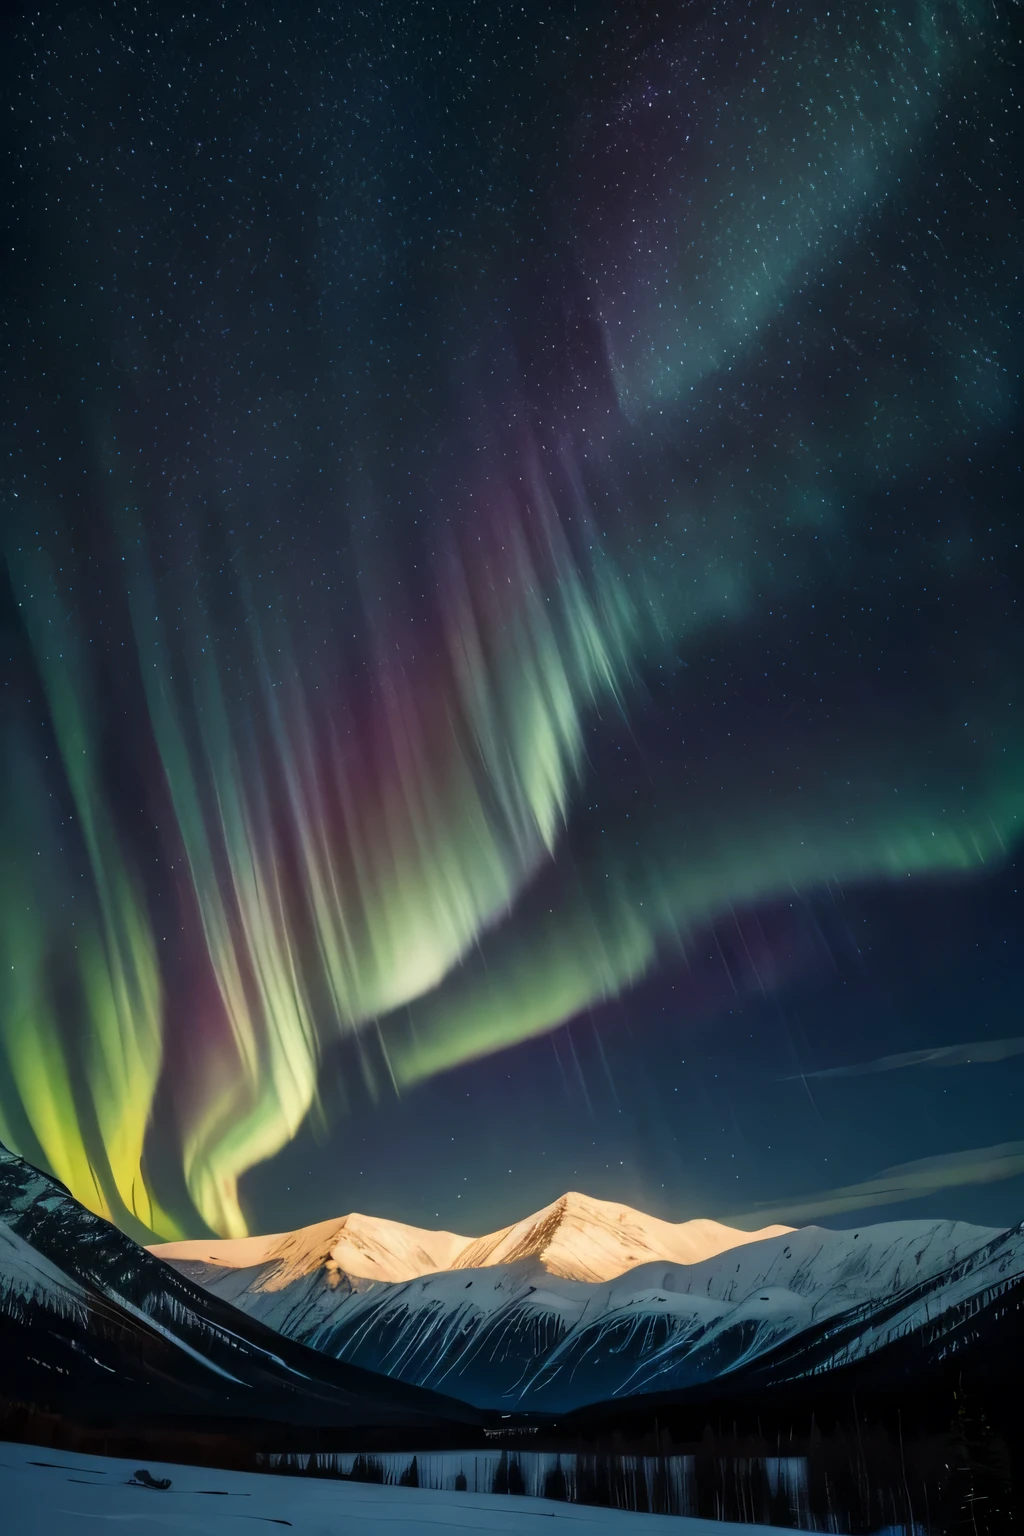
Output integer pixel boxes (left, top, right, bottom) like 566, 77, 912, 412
2, 0, 1021, 1239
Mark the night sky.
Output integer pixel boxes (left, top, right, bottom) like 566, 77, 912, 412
3, 0, 1023, 1244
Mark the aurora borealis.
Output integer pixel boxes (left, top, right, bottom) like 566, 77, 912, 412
3, 0, 1023, 1243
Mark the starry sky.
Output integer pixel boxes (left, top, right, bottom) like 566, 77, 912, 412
2, 0, 1023, 1244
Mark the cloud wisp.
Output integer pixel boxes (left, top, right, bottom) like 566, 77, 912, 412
782, 1037, 1024, 1082
729, 1141, 1024, 1228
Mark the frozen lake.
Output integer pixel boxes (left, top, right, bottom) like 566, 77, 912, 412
0, 1440, 806, 1534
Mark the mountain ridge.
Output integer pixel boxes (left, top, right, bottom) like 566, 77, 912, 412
151, 1190, 792, 1285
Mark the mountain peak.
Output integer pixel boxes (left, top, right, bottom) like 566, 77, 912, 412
155, 1211, 469, 1287
449, 1191, 791, 1281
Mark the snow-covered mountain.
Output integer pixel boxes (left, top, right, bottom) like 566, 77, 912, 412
153, 1192, 1024, 1414
154, 1190, 790, 1284
0, 1141, 478, 1435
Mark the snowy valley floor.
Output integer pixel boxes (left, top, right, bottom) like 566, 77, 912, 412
0, 1440, 808, 1535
